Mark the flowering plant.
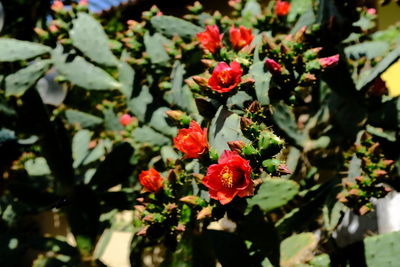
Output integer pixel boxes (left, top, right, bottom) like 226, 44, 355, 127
1, 0, 400, 266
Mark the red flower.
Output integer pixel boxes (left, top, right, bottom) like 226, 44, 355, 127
197, 25, 223, 54
319, 54, 340, 68
119, 114, 133, 126
265, 58, 282, 75
275, 1, 291, 16
202, 150, 254, 205
174, 121, 208, 159
139, 168, 164, 193
208, 61, 243, 93
229, 26, 254, 50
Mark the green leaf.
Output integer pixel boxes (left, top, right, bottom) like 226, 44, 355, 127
24, 157, 51, 176
290, 9, 316, 35
118, 61, 135, 99
70, 13, 118, 66
52, 45, 120, 90
150, 15, 203, 40
249, 61, 271, 105
356, 46, 400, 90
365, 231, 400, 267
72, 129, 92, 168
164, 61, 197, 113
5, 60, 51, 97
345, 41, 390, 60
132, 126, 170, 146
0, 38, 51, 62
280, 233, 317, 267
272, 102, 306, 148
149, 107, 177, 137
128, 85, 153, 121
209, 106, 249, 154
103, 107, 123, 131
143, 31, 170, 65
287, 0, 313, 23
247, 178, 299, 213
65, 109, 103, 128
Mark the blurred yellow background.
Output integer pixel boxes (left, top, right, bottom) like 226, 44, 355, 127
379, 2, 400, 97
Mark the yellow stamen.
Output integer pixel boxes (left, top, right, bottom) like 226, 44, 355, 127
220, 166, 233, 188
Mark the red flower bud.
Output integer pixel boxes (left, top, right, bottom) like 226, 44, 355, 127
275, 1, 290, 16
229, 25, 254, 50
265, 58, 282, 75
227, 140, 246, 153
51, 0, 64, 12
208, 61, 243, 93
119, 114, 133, 126
197, 25, 223, 54
79, 0, 88, 6
139, 168, 164, 193
319, 54, 340, 69
202, 150, 254, 205
174, 121, 208, 159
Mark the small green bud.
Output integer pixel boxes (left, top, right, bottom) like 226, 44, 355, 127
262, 159, 281, 173
242, 144, 258, 156
209, 148, 219, 161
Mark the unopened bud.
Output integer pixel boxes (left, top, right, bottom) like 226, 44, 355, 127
180, 195, 203, 206
262, 158, 281, 173
227, 140, 246, 153
265, 58, 282, 75
192, 76, 209, 87
247, 101, 262, 113
277, 164, 291, 174
166, 110, 184, 121
319, 54, 339, 69
51, 0, 64, 12
197, 206, 212, 220
242, 144, 258, 156
240, 117, 253, 129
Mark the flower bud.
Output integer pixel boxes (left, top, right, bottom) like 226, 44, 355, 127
265, 58, 282, 75
262, 158, 281, 173
192, 76, 209, 87
227, 140, 246, 153
258, 131, 284, 151
319, 54, 339, 69
277, 164, 292, 174
166, 110, 184, 121
247, 101, 262, 113
119, 114, 133, 126
197, 206, 212, 220
180, 195, 204, 206
242, 144, 258, 156
240, 117, 253, 130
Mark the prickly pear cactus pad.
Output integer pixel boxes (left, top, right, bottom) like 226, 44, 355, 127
1, 0, 400, 266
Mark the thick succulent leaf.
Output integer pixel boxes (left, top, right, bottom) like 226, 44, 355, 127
272, 102, 306, 148
24, 157, 51, 176
72, 129, 92, 168
128, 85, 153, 121
164, 61, 197, 113
0, 38, 51, 62
249, 61, 271, 105
70, 13, 118, 66
150, 15, 203, 40
143, 32, 170, 65
287, 0, 313, 23
356, 46, 400, 90
65, 109, 103, 128
132, 126, 170, 146
5, 60, 51, 97
209, 106, 249, 154
149, 107, 177, 137
345, 41, 390, 60
118, 61, 135, 99
247, 178, 299, 213
365, 231, 400, 267
52, 45, 120, 90
280, 233, 317, 267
